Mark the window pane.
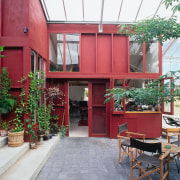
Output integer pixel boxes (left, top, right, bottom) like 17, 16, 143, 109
125, 79, 159, 112
130, 38, 143, 72
65, 34, 79, 72
31, 51, 36, 73
145, 41, 159, 73
38, 55, 41, 71
114, 79, 124, 112
49, 33, 63, 72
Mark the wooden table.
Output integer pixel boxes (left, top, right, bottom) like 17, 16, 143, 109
161, 142, 180, 154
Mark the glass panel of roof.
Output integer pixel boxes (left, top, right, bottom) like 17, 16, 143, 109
136, 0, 162, 21
156, 2, 173, 18
119, 0, 142, 22
64, 0, 83, 21
84, 0, 102, 21
103, 0, 122, 22
44, 0, 65, 21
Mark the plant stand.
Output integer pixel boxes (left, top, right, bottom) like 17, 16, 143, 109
8, 130, 24, 147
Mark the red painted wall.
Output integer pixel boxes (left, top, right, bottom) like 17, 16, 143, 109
29, 0, 47, 59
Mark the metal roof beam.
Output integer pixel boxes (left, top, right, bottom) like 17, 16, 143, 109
99, 0, 104, 32
62, 0, 67, 21
118, 0, 123, 21
153, 0, 163, 17
82, 0, 84, 21
135, 0, 143, 21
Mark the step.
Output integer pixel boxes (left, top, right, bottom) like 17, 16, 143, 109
0, 136, 8, 148
0, 142, 29, 176
0, 135, 60, 180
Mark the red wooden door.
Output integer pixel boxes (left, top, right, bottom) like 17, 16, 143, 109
88, 81, 108, 137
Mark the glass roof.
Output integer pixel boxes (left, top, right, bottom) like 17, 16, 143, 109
40, 0, 179, 23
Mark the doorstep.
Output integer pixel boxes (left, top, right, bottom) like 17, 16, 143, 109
0, 135, 60, 180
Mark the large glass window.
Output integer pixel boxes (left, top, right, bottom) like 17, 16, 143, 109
129, 39, 159, 73
145, 41, 159, 73
65, 34, 79, 72
49, 33, 79, 72
31, 51, 36, 73
129, 38, 143, 72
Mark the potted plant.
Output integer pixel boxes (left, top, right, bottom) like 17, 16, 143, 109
8, 77, 26, 147
59, 110, 68, 138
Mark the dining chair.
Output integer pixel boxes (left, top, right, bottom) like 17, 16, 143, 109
130, 137, 170, 180
168, 133, 180, 173
117, 122, 146, 164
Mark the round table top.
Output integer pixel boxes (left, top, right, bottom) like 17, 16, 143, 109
162, 142, 180, 154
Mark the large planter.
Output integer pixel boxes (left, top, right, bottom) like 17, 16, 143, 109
8, 130, 24, 147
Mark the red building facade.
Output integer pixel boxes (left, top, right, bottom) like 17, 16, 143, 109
0, 0, 169, 139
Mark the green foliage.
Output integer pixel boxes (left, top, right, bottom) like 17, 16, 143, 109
163, 0, 180, 13
1, 120, 8, 130
27, 71, 45, 123
0, 67, 17, 114
0, 46, 5, 58
25, 119, 37, 143
59, 125, 68, 137
104, 70, 180, 107
118, 0, 180, 45
118, 16, 180, 45
37, 104, 52, 131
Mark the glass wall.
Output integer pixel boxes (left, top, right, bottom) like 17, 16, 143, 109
145, 41, 159, 73
49, 33, 79, 72
129, 37, 143, 72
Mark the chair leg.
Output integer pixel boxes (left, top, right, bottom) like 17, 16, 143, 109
175, 158, 180, 173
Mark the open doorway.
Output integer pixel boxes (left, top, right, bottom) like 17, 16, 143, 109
69, 81, 88, 137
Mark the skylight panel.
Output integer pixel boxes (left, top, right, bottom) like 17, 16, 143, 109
103, 0, 122, 22
119, 0, 142, 22
84, 0, 102, 21
64, 0, 83, 21
44, 0, 65, 21
136, 0, 162, 21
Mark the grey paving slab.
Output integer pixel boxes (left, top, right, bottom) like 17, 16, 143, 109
36, 137, 180, 180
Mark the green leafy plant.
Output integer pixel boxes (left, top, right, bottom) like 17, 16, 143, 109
59, 110, 68, 137
104, 70, 180, 109
1, 120, 9, 130
0, 46, 5, 58
37, 104, 52, 132
0, 67, 17, 114
25, 119, 37, 143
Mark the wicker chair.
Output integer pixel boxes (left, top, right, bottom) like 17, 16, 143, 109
117, 122, 146, 164
130, 137, 170, 180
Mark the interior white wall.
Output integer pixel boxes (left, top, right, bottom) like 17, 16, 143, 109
69, 86, 87, 101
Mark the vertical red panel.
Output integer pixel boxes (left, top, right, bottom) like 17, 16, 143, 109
2, 47, 23, 87
2, 0, 24, 36
81, 34, 96, 73
97, 34, 112, 73
113, 35, 128, 73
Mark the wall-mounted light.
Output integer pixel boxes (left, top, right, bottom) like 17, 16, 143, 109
24, 26, 28, 33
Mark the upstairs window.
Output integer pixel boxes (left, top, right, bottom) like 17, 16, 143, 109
129, 38, 159, 73
49, 33, 80, 72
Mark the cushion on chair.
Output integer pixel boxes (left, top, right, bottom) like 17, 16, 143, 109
135, 153, 161, 168
118, 122, 128, 134
121, 139, 130, 146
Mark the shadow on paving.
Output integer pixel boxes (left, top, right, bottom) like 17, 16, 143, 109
36, 137, 180, 180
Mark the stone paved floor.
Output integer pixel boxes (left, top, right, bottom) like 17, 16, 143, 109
36, 137, 180, 180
